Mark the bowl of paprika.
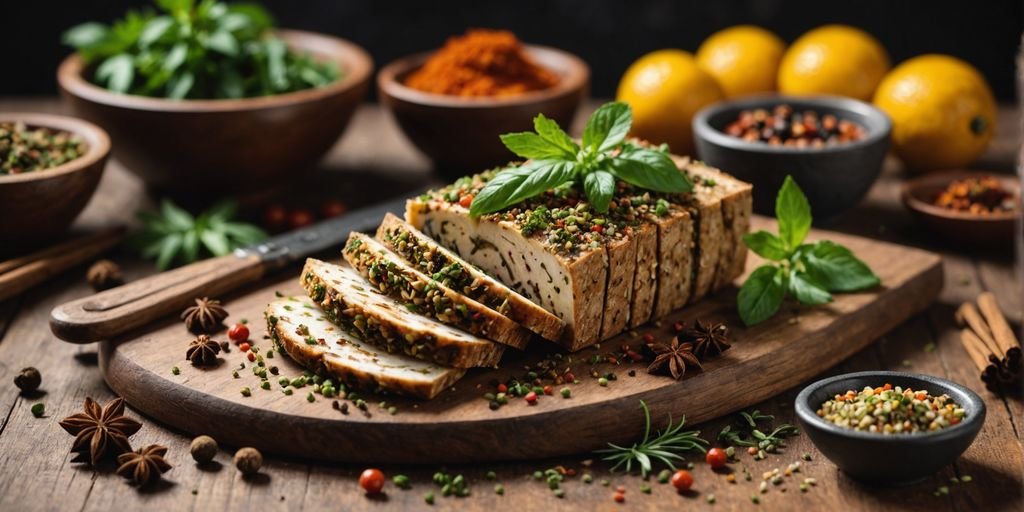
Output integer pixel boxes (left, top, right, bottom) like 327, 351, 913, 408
378, 29, 589, 179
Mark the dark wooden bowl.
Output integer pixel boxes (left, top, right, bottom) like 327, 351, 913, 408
377, 45, 589, 180
57, 30, 372, 195
0, 113, 110, 246
901, 170, 1019, 247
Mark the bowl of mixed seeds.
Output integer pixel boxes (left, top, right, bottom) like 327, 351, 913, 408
795, 371, 985, 485
0, 113, 110, 246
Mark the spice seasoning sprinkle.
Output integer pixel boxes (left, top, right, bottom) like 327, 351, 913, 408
817, 384, 966, 433
724, 104, 866, 147
0, 121, 87, 174
933, 176, 1017, 215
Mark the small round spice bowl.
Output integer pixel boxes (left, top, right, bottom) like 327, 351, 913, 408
377, 45, 589, 180
901, 170, 1019, 248
0, 113, 110, 248
795, 371, 985, 486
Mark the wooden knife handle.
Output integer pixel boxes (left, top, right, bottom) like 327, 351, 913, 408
50, 253, 264, 343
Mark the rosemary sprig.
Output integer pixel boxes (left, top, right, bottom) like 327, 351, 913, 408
595, 401, 707, 477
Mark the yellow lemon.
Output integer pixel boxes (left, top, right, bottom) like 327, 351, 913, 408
874, 54, 996, 171
696, 25, 785, 98
616, 49, 725, 155
778, 25, 890, 100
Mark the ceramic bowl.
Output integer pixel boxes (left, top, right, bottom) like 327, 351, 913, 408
57, 30, 372, 194
0, 113, 110, 247
901, 170, 1019, 247
693, 95, 891, 219
795, 371, 985, 486
377, 45, 588, 180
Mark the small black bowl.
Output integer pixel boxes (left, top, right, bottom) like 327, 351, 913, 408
795, 371, 985, 486
693, 95, 891, 219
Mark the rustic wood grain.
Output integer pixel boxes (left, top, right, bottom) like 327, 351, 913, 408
0, 99, 1019, 512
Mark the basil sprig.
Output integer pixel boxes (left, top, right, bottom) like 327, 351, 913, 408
737, 176, 880, 326
469, 102, 692, 217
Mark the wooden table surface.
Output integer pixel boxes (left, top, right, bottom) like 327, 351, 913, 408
0, 98, 1020, 512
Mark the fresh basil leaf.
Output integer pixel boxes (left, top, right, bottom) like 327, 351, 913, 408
264, 38, 288, 91
582, 102, 632, 152
500, 132, 575, 160
139, 16, 174, 48
205, 30, 238, 56
469, 161, 577, 217
776, 175, 811, 251
219, 12, 251, 33
742, 231, 788, 261
801, 241, 880, 292
583, 170, 616, 213
738, 265, 786, 326
167, 70, 194, 99
788, 269, 833, 305
534, 114, 579, 155
62, 23, 110, 49
227, 2, 274, 30
163, 42, 188, 73
95, 54, 135, 93
607, 147, 691, 193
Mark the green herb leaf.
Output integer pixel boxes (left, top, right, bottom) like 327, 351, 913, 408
742, 231, 788, 261
156, 233, 183, 270
595, 401, 707, 478
205, 30, 239, 56
95, 54, 135, 93
139, 16, 174, 48
607, 146, 691, 194
583, 170, 616, 213
499, 132, 575, 161
788, 270, 833, 306
167, 70, 195, 99
738, 265, 786, 326
801, 241, 880, 292
582, 102, 632, 153
776, 175, 811, 251
62, 22, 110, 49
470, 161, 576, 217
534, 114, 579, 155
130, 199, 265, 269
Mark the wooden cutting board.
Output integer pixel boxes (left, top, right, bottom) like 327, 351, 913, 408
100, 216, 942, 464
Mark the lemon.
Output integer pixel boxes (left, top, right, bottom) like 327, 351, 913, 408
874, 54, 996, 171
696, 25, 785, 98
616, 49, 725, 155
778, 25, 890, 100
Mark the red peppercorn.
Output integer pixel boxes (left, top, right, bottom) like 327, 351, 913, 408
590, 224, 604, 233
673, 321, 685, 332
706, 447, 728, 469
671, 469, 693, 491
262, 204, 287, 231
319, 199, 348, 219
615, 485, 626, 493
359, 468, 385, 495
239, 342, 251, 352
613, 492, 625, 503
543, 385, 553, 395
564, 372, 576, 383
525, 391, 538, 404
247, 352, 256, 362
228, 323, 250, 344
642, 333, 654, 343
497, 383, 508, 393
288, 208, 316, 230
458, 194, 474, 208
747, 446, 758, 455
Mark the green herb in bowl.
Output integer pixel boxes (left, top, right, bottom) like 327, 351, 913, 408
62, 0, 340, 99
1, 121, 87, 175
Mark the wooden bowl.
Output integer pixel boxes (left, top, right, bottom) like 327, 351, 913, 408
0, 113, 110, 246
901, 170, 1020, 247
377, 45, 588, 180
57, 30, 372, 194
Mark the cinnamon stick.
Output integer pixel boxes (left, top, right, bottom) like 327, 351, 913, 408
978, 292, 1021, 356
959, 328, 993, 374
957, 302, 1002, 356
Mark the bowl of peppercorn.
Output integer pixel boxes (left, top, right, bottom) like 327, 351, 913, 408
901, 170, 1019, 248
795, 371, 985, 486
0, 113, 110, 248
693, 95, 891, 219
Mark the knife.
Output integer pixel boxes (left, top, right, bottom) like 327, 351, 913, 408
50, 195, 409, 344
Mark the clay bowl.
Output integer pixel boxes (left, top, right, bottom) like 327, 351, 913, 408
693, 95, 891, 219
378, 45, 589, 180
901, 170, 1019, 247
0, 113, 110, 246
57, 30, 372, 195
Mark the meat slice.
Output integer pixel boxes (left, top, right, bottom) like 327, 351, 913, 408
266, 297, 464, 399
300, 258, 504, 368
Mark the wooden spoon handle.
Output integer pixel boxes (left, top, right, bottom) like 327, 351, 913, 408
0, 228, 124, 302
50, 253, 264, 343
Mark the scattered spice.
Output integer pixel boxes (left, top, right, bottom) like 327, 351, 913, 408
817, 384, 966, 433
116, 444, 172, 486
86, 259, 124, 291
171, 366, 180, 375
647, 337, 702, 380
186, 334, 222, 366
14, 367, 41, 393
933, 176, 1017, 215
0, 121, 87, 174
190, 435, 218, 463
31, 403, 45, 417
595, 401, 708, 477
685, 320, 731, 359
234, 447, 262, 476
724, 104, 866, 147
181, 297, 229, 333
404, 29, 558, 97
59, 397, 142, 466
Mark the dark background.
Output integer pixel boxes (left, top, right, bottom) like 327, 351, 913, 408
2, 0, 1021, 100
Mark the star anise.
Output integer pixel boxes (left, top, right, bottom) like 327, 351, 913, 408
181, 297, 228, 333
86, 259, 124, 291
186, 334, 222, 366
686, 319, 731, 359
59, 397, 142, 466
116, 444, 172, 486
647, 337, 702, 380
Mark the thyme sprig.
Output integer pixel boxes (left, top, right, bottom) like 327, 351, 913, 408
717, 409, 799, 452
595, 400, 708, 477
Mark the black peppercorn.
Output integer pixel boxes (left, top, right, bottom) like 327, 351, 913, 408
14, 367, 41, 393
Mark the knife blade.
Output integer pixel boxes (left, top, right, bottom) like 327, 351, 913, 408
50, 194, 410, 344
